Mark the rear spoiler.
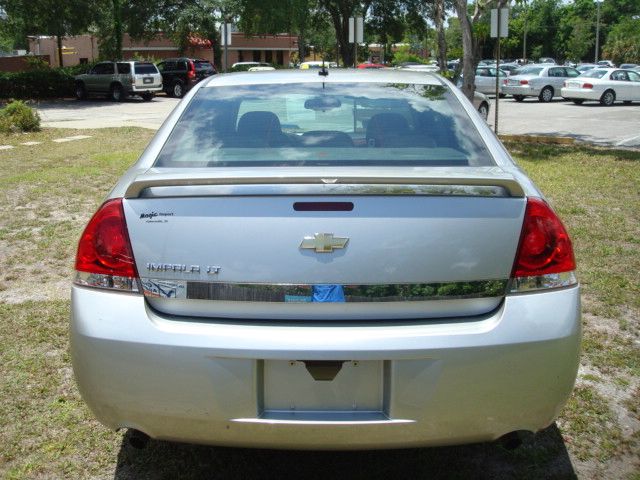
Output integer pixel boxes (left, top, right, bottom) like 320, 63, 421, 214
124, 171, 525, 199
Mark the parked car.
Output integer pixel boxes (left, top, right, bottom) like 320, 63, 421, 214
538, 57, 556, 64
597, 60, 616, 68
357, 63, 386, 69
576, 64, 598, 73
157, 58, 216, 98
473, 90, 491, 119
619, 63, 638, 70
475, 66, 507, 95
75, 61, 162, 102
561, 68, 640, 106
397, 64, 439, 73
501, 64, 580, 102
299, 61, 338, 69
498, 63, 521, 76
232, 61, 273, 70
456, 67, 507, 96
248, 66, 276, 72
72, 69, 580, 451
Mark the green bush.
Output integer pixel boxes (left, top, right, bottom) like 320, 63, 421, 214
0, 100, 41, 133
0, 68, 75, 99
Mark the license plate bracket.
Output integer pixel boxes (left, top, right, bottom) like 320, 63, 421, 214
261, 359, 385, 415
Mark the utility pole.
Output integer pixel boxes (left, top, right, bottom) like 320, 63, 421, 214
495, 6, 501, 134
594, 0, 602, 63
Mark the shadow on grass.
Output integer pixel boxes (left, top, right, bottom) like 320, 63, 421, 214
113, 424, 575, 480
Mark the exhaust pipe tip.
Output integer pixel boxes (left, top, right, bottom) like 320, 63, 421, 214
498, 430, 532, 450
128, 429, 150, 449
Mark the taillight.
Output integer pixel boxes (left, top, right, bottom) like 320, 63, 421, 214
520, 79, 529, 85
503, 79, 508, 85
187, 60, 196, 80
582, 83, 593, 89
510, 198, 577, 293
74, 198, 139, 292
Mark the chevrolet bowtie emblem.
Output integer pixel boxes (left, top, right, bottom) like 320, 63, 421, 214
300, 233, 349, 253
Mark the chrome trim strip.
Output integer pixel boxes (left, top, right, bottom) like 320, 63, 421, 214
140, 278, 508, 302
75, 271, 140, 292
509, 271, 578, 293
139, 184, 510, 199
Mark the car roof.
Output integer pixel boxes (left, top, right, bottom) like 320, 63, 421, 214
202, 69, 445, 88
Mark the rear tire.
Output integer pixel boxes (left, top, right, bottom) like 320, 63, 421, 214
110, 84, 125, 102
539, 86, 554, 102
599, 90, 615, 106
513, 95, 525, 102
572, 99, 584, 105
75, 82, 87, 100
172, 81, 185, 98
142, 92, 154, 102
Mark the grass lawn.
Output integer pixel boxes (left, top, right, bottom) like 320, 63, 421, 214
0, 129, 638, 479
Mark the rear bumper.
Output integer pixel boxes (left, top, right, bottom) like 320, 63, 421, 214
130, 85, 163, 93
560, 88, 599, 100
502, 85, 540, 97
71, 285, 581, 449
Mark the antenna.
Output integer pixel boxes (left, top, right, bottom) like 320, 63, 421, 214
319, 57, 328, 77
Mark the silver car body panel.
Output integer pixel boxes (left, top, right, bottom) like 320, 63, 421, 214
71, 284, 580, 449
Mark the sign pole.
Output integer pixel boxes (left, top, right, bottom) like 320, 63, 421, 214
223, 22, 228, 72
494, 6, 501, 134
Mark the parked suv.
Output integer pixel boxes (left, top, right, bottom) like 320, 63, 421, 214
157, 58, 216, 98
75, 61, 163, 101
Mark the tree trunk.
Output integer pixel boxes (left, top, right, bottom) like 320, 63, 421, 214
57, 35, 63, 68
454, 0, 476, 101
113, 0, 123, 59
434, 0, 447, 71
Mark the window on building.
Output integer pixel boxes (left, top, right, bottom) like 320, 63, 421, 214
253, 50, 261, 62
265, 50, 273, 63
277, 50, 284, 65
238, 51, 244, 62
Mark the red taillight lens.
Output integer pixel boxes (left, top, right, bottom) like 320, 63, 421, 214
187, 60, 196, 79
512, 198, 575, 278
582, 83, 593, 89
520, 79, 529, 85
75, 198, 137, 278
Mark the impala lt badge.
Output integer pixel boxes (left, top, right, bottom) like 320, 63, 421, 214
300, 233, 349, 253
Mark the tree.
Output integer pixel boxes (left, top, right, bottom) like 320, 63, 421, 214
453, 0, 506, 100
0, 0, 95, 66
317, 0, 375, 67
602, 18, 640, 64
239, 0, 315, 64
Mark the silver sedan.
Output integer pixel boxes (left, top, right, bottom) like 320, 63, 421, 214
502, 64, 581, 102
561, 68, 640, 105
71, 69, 580, 450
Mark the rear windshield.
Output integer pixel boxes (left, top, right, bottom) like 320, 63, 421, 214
134, 63, 158, 74
580, 69, 607, 79
155, 82, 495, 168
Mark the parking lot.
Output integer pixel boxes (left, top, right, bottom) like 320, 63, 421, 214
35, 93, 640, 148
